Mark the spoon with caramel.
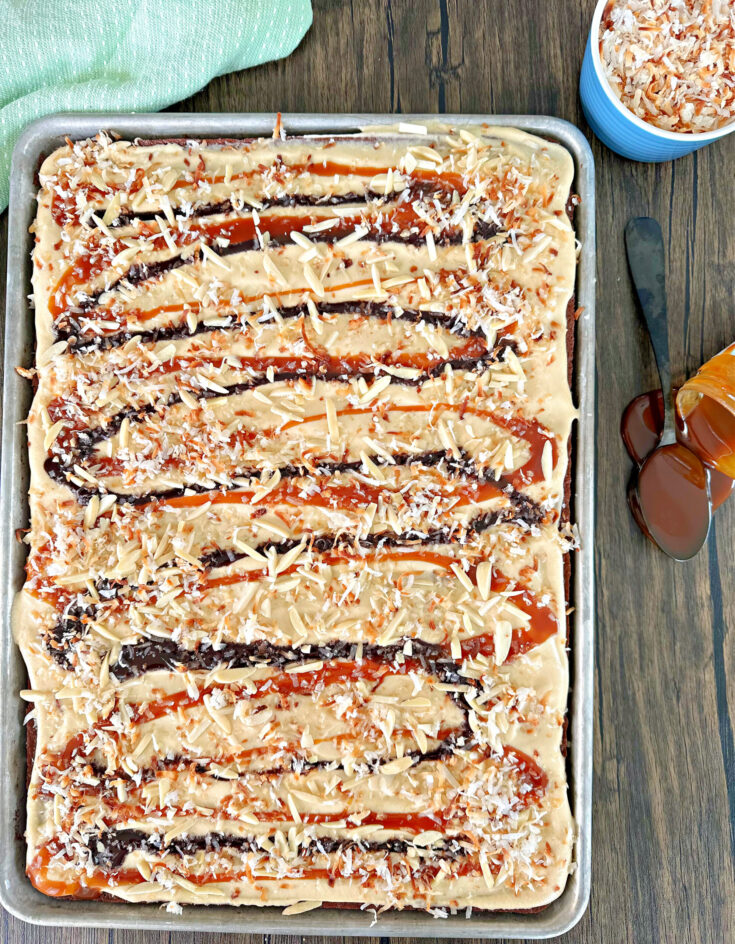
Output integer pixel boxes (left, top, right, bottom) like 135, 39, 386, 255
624, 217, 711, 560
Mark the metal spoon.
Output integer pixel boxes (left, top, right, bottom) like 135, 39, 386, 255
624, 217, 711, 560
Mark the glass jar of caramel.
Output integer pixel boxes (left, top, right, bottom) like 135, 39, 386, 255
677, 343, 735, 480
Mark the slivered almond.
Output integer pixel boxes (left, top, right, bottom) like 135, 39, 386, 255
360, 451, 385, 482
304, 218, 337, 233
276, 541, 306, 574
263, 254, 288, 286
101, 193, 122, 225
285, 661, 323, 674
38, 340, 68, 366
476, 562, 493, 601
198, 375, 229, 394
306, 298, 323, 335
19, 690, 46, 702
132, 732, 153, 758
412, 830, 444, 846
43, 420, 65, 451
359, 375, 391, 403
179, 388, 199, 410
381, 756, 415, 775
290, 231, 313, 250
200, 243, 230, 270
303, 262, 325, 297
282, 901, 323, 916
325, 398, 339, 441
336, 225, 368, 248
288, 606, 307, 636
541, 440, 554, 482
504, 440, 515, 469
258, 516, 291, 539
213, 667, 257, 683
438, 420, 460, 459
370, 263, 382, 293
494, 621, 513, 665
233, 537, 268, 564
90, 213, 113, 239
450, 562, 474, 594
286, 793, 302, 824
378, 609, 405, 645
398, 122, 428, 135
401, 697, 432, 709
118, 417, 130, 449
83, 495, 100, 529
379, 364, 421, 380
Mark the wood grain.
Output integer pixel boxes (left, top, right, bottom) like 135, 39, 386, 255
1, 0, 734, 941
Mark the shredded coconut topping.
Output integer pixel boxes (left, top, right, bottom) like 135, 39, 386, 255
600, 0, 735, 133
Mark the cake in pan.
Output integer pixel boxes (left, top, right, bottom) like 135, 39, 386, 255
16, 122, 577, 913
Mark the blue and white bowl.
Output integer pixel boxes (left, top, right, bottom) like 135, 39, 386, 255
580, 0, 735, 162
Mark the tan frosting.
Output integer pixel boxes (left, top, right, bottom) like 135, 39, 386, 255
17, 123, 577, 914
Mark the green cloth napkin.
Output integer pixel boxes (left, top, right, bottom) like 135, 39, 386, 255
0, 0, 312, 211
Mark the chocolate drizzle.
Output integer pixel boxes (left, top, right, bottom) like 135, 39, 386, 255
60, 299, 489, 352
91, 827, 468, 871
111, 636, 470, 684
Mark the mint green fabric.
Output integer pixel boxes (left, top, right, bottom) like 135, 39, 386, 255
0, 0, 312, 211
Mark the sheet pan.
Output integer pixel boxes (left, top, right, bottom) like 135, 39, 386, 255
0, 112, 595, 938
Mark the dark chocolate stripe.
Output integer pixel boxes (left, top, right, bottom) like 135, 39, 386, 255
59, 300, 486, 351
111, 637, 470, 684
92, 828, 468, 871
200, 504, 520, 570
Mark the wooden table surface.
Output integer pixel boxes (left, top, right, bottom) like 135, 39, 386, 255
1, 1, 733, 941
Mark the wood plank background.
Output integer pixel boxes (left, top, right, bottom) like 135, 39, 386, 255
0, 1, 733, 941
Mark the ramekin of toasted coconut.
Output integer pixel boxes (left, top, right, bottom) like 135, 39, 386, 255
580, 0, 735, 161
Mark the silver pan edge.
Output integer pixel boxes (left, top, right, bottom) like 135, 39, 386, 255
0, 112, 595, 938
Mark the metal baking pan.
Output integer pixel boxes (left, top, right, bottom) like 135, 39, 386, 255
0, 112, 595, 938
